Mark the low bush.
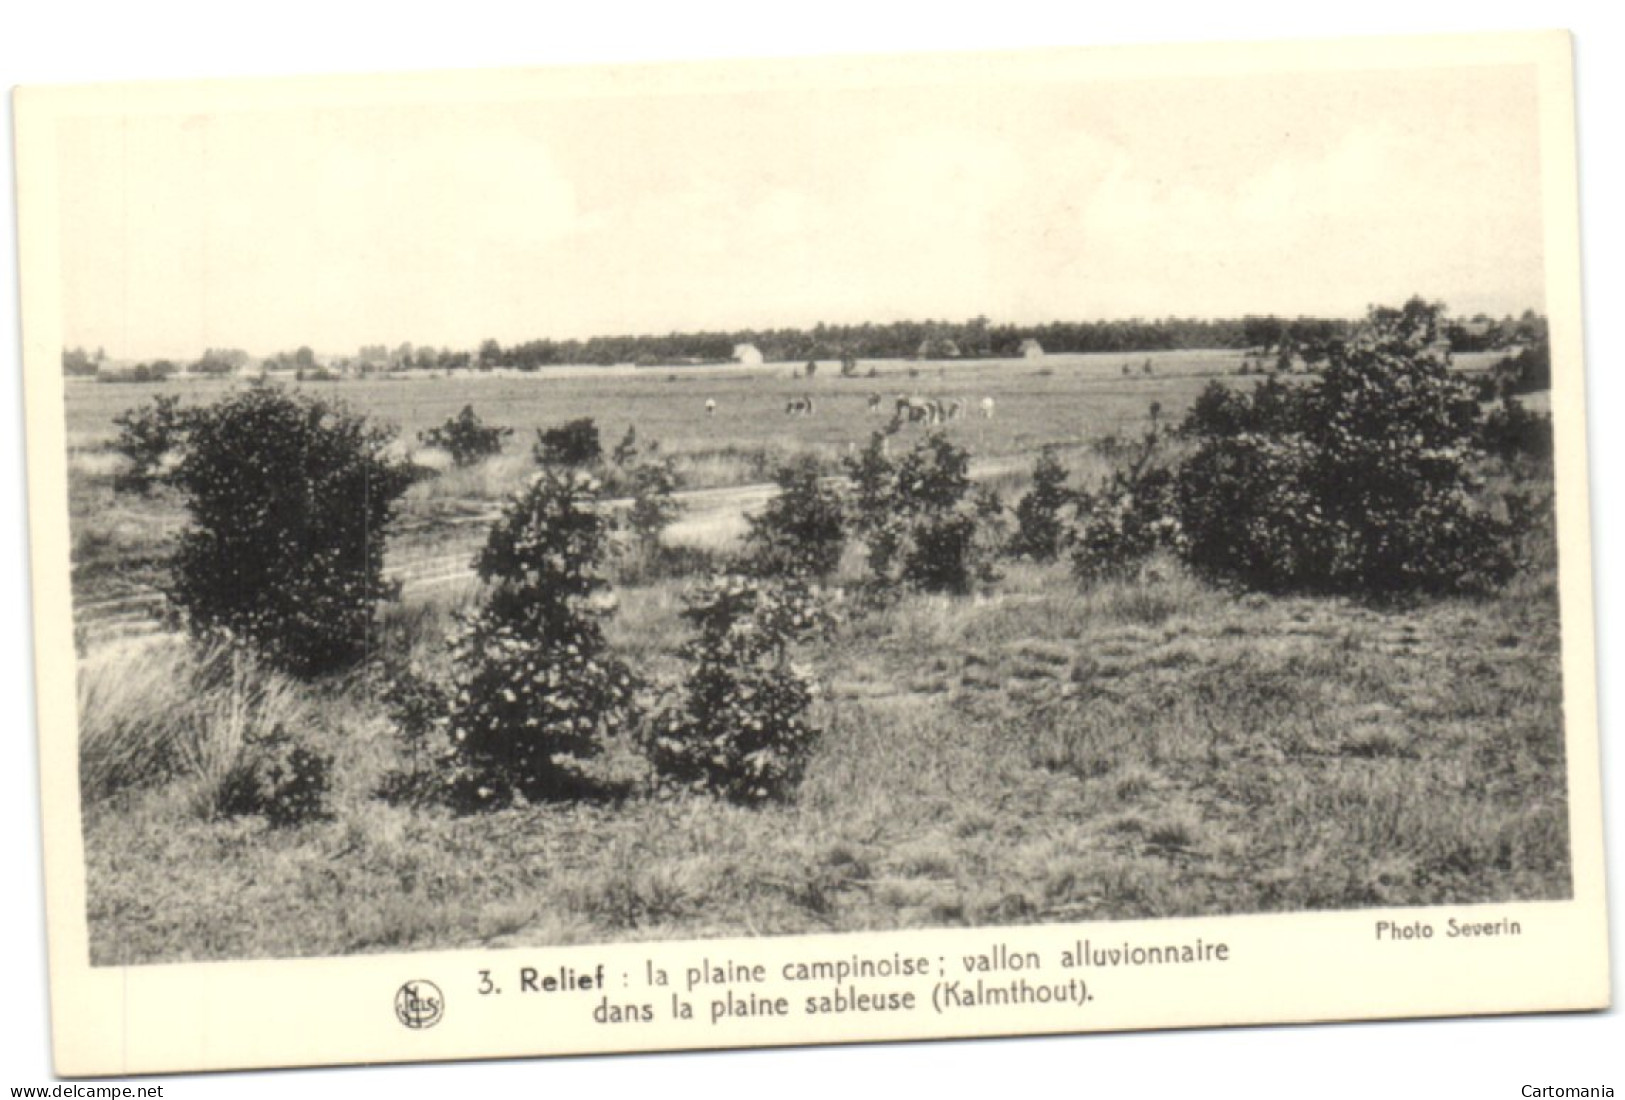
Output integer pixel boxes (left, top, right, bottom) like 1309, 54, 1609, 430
534, 417, 603, 467
419, 405, 512, 467
111, 393, 192, 494
644, 576, 828, 804
1072, 420, 1179, 583
624, 458, 684, 555
444, 469, 637, 807
1008, 447, 1075, 562
845, 431, 998, 596
742, 456, 847, 579
1478, 396, 1554, 465
211, 728, 333, 829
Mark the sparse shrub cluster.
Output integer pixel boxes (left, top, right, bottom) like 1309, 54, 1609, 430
443, 469, 638, 807
418, 404, 512, 467
643, 576, 828, 804
166, 387, 416, 678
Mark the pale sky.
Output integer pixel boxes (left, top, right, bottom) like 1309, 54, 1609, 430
55, 58, 1547, 361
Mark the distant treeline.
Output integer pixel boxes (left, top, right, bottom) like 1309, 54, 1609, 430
65, 308, 1548, 378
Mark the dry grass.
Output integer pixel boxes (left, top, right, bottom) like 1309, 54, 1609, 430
79, 545, 1569, 964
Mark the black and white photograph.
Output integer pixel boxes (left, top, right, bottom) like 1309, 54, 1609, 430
5, 9, 1616, 1093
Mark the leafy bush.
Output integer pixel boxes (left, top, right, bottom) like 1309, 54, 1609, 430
1008, 447, 1075, 561
644, 576, 827, 804
1480, 338, 1552, 399
534, 417, 602, 467
444, 469, 637, 806
212, 728, 333, 829
166, 387, 416, 677
1175, 298, 1516, 595
845, 431, 998, 596
111, 393, 193, 494
418, 404, 512, 467
377, 666, 454, 806
1478, 396, 1554, 465
624, 458, 683, 554
1072, 420, 1180, 582
742, 456, 847, 579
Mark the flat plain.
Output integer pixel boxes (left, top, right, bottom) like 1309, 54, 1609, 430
62, 347, 1564, 964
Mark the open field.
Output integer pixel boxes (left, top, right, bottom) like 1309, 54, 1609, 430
64, 346, 1566, 965
64, 349, 1228, 634
61, 347, 1505, 620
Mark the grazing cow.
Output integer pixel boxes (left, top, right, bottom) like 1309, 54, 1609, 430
867, 393, 883, 414
704, 398, 716, 417
947, 399, 965, 422
891, 395, 933, 425
980, 396, 996, 419
785, 395, 815, 417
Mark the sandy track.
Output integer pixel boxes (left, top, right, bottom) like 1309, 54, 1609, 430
71, 456, 1028, 652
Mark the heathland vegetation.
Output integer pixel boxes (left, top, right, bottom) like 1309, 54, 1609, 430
68, 300, 1566, 963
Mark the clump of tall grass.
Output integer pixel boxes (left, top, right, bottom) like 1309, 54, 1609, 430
79, 639, 328, 825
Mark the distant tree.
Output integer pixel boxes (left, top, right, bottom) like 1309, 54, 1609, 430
195, 348, 249, 375
62, 347, 98, 377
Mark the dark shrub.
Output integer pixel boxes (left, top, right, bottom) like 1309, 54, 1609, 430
844, 431, 996, 595
1073, 421, 1180, 583
1478, 396, 1554, 465
166, 387, 415, 677
1008, 447, 1075, 562
446, 469, 636, 806
377, 666, 454, 806
1483, 338, 1552, 398
624, 457, 684, 556
743, 456, 847, 579
644, 576, 827, 804
1176, 298, 1516, 595
215, 728, 333, 829
419, 404, 512, 467
534, 417, 602, 467
111, 393, 193, 494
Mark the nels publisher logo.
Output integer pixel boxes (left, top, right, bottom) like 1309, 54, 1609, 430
395, 979, 445, 1030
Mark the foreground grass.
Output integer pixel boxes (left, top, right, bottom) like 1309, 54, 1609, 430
81, 550, 1568, 965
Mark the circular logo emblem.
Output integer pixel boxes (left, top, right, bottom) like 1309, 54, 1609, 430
395, 980, 445, 1030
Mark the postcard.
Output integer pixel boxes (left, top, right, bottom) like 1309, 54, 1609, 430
13, 28, 1608, 1077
